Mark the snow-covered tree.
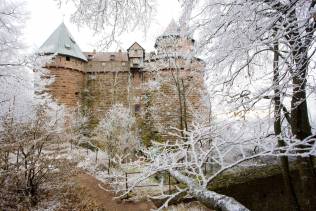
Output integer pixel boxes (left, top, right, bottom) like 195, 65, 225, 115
0, 0, 30, 117
0, 0, 25, 66
56, 0, 156, 48
0, 104, 73, 208
176, 0, 316, 209
0, 0, 55, 119
95, 104, 139, 159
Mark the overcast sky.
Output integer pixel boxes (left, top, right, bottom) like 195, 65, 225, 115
24, 0, 181, 53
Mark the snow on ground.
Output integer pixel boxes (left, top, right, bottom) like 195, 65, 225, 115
57, 143, 175, 201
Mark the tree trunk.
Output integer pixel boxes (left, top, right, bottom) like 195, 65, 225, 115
291, 48, 316, 211
273, 37, 300, 211
282, 7, 316, 209
170, 170, 249, 211
181, 79, 188, 133
192, 189, 249, 211
172, 70, 185, 139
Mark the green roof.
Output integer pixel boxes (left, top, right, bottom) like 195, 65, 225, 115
39, 23, 87, 62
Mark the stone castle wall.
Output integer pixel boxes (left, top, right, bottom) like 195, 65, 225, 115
84, 60, 129, 73
143, 69, 207, 137
47, 67, 85, 107
46, 57, 207, 142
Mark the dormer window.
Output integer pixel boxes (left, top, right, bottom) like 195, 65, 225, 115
69, 36, 76, 44
88, 54, 94, 60
65, 44, 71, 49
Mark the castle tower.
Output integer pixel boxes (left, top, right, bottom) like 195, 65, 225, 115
154, 19, 195, 56
38, 23, 87, 107
38, 22, 87, 71
149, 19, 204, 73
144, 19, 206, 140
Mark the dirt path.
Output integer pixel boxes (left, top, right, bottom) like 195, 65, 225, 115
74, 173, 155, 211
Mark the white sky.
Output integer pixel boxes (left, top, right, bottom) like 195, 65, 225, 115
24, 0, 181, 53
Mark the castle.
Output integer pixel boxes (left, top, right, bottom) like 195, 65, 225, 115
39, 20, 206, 142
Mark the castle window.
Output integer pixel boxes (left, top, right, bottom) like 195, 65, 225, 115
135, 104, 141, 113
122, 62, 126, 66
102, 62, 106, 66
66, 56, 70, 61
110, 54, 115, 61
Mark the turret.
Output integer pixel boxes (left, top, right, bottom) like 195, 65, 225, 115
127, 42, 145, 69
154, 19, 195, 56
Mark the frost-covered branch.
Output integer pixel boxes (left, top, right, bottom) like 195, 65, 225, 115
56, 0, 156, 49
106, 118, 315, 210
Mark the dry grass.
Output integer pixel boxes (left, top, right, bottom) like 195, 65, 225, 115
57, 181, 102, 211
32, 174, 104, 211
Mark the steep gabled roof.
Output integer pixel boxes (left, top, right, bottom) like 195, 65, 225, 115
127, 42, 144, 51
38, 23, 87, 62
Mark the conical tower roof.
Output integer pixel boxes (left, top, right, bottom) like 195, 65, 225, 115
39, 23, 87, 62
155, 18, 195, 49
162, 18, 180, 36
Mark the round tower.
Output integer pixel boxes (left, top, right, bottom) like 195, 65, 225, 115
38, 22, 87, 72
154, 19, 195, 56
